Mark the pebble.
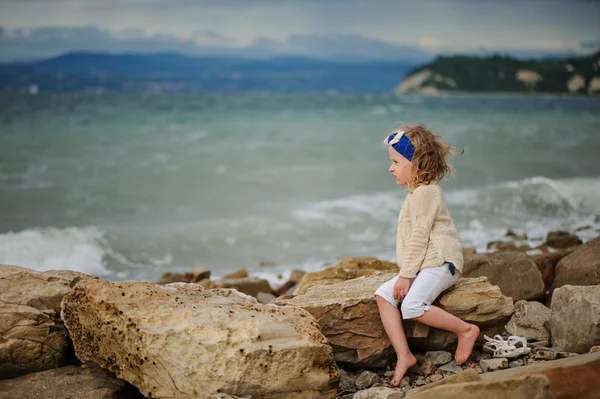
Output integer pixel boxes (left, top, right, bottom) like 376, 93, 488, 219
438, 360, 463, 374
508, 359, 524, 368
480, 358, 508, 372
355, 371, 379, 390
420, 360, 437, 376
591, 346, 600, 353
415, 377, 427, 386
426, 374, 444, 383
425, 350, 453, 366
534, 350, 557, 361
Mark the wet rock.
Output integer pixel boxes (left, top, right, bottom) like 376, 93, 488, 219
550, 285, 600, 353
0, 265, 91, 378
61, 279, 339, 399
463, 252, 545, 301
504, 300, 550, 342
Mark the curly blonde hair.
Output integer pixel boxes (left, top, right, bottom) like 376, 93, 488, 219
397, 124, 463, 191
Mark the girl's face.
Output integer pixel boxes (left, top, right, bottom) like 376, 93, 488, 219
388, 146, 413, 186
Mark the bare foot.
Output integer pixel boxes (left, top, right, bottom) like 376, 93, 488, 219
455, 324, 480, 365
391, 354, 417, 387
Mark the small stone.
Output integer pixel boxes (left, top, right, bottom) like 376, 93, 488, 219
508, 359, 524, 368
384, 370, 394, 378
534, 350, 556, 361
355, 370, 379, 390
480, 358, 508, 372
256, 292, 276, 304
474, 365, 484, 374
590, 346, 600, 353
426, 374, 443, 383
472, 351, 491, 362
438, 360, 463, 374
527, 358, 537, 365
338, 369, 357, 393
415, 377, 427, 386
353, 386, 406, 399
399, 376, 410, 387
420, 360, 437, 376
425, 350, 453, 366
528, 340, 549, 348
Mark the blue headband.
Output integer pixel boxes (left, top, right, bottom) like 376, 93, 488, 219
384, 131, 415, 162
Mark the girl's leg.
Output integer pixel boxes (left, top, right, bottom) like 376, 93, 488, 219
401, 265, 479, 365
376, 295, 417, 386
413, 306, 479, 364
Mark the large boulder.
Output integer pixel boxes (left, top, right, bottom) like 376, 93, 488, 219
0, 265, 91, 378
61, 279, 339, 399
275, 274, 513, 368
551, 237, 600, 293
528, 248, 576, 293
504, 300, 551, 342
407, 375, 553, 399
463, 252, 545, 301
480, 351, 600, 399
0, 365, 143, 399
295, 256, 397, 295
550, 285, 600, 353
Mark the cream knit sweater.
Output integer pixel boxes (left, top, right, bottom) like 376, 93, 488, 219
396, 183, 463, 278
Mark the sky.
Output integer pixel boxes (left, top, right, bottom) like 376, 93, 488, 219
0, 0, 599, 62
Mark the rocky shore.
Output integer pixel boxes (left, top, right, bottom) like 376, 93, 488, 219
1, 230, 600, 398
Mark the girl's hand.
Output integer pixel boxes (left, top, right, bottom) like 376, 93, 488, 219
394, 277, 411, 301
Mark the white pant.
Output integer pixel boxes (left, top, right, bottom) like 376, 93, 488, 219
374, 263, 459, 320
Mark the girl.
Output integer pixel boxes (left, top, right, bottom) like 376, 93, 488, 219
374, 125, 480, 387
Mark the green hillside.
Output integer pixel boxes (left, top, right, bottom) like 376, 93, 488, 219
396, 51, 600, 94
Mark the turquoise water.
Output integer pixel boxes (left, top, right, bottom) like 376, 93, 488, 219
1, 93, 599, 283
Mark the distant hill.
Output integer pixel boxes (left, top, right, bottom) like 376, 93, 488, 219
0, 52, 415, 93
395, 51, 600, 95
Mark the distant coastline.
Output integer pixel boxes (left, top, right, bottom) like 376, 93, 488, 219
395, 51, 600, 95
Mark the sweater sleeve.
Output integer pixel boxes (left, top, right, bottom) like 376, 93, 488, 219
398, 185, 441, 278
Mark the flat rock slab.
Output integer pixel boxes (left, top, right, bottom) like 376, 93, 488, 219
0, 365, 142, 399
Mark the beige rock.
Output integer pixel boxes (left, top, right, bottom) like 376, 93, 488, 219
0, 265, 91, 378
256, 292, 276, 304
504, 300, 551, 342
61, 279, 339, 399
551, 237, 600, 293
409, 375, 553, 399
529, 247, 577, 293
215, 277, 273, 298
550, 285, 600, 353
407, 369, 480, 395
354, 386, 406, 399
225, 268, 248, 279
463, 252, 545, 301
275, 274, 513, 367
295, 256, 397, 295
544, 231, 582, 250
0, 365, 142, 399
480, 352, 600, 399
289, 269, 306, 284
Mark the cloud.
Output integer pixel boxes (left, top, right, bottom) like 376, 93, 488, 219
0, 25, 596, 63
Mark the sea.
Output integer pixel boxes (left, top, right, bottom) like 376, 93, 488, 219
1, 93, 599, 287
